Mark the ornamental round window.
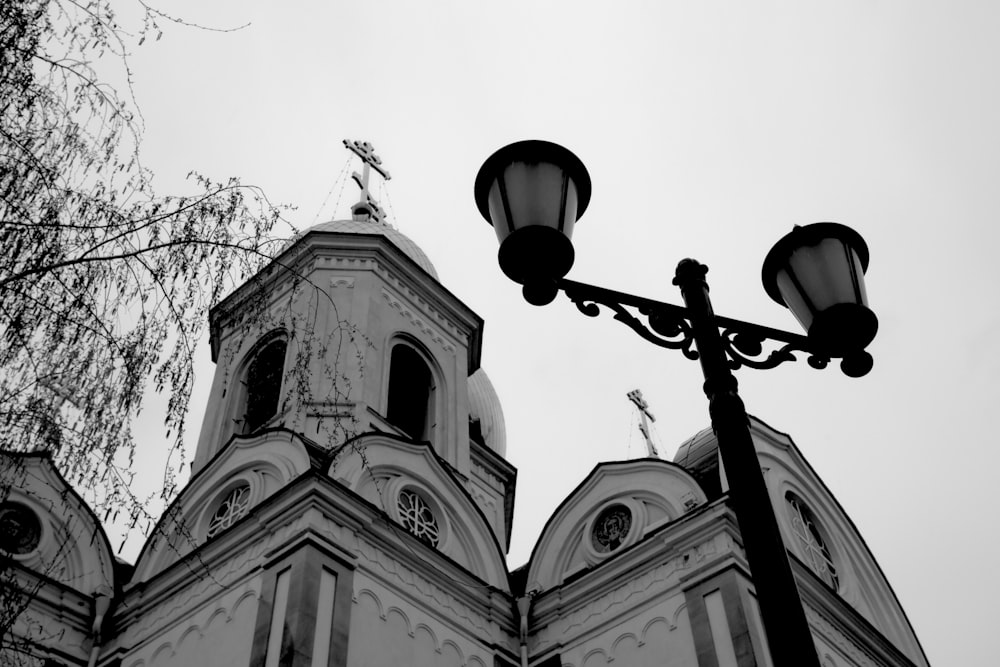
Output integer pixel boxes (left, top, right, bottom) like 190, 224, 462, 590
0, 502, 41, 555
397, 489, 440, 547
786, 494, 838, 590
591, 504, 632, 553
206, 484, 251, 539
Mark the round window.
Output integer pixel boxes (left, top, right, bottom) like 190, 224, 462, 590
206, 484, 252, 539
0, 502, 42, 555
397, 489, 440, 547
786, 493, 838, 590
591, 504, 632, 553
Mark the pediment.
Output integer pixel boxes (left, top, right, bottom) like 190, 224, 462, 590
330, 433, 508, 590
0, 452, 115, 596
526, 459, 708, 592
131, 429, 312, 583
744, 418, 927, 665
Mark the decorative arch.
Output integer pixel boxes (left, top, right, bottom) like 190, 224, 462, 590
0, 452, 115, 596
527, 459, 708, 591
382, 332, 444, 445
330, 433, 509, 589
748, 416, 929, 665
131, 430, 311, 582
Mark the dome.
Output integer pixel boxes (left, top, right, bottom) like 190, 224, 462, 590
673, 425, 715, 471
672, 425, 723, 499
468, 369, 506, 457
301, 219, 438, 279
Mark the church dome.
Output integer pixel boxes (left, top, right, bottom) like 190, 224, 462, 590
468, 369, 506, 457
302, 219, 439, 280
673, 425, 722, 499
673, 425, 716, 471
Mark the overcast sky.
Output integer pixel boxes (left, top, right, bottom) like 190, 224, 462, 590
110, 2, 1000, 664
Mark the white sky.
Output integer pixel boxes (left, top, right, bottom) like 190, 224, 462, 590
109, 1, 1000, 664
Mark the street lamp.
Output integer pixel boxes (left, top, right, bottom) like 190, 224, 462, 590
474, 140, 878, 667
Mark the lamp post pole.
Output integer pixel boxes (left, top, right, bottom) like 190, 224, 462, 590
474, 140, 878, 667
674, 259, 821, 667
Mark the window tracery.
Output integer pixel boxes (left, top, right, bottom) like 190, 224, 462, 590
206, 484, 251, 539
397, 488, 440, 547
786, 493, 838, 589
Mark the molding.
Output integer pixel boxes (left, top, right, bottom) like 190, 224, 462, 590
208, 234, 485, 374
118, 582, 260, 667
328, 275, 355, 289
531, 509, 742, 654
116, 473, 515, 654
353, 585, 494, 666
381, 287, 456, 353
354, 536, 501, 638
796, 560, 923, 667
550, 613, 683, 667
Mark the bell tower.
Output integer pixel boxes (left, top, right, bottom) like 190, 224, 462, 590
192, 142, 487, 476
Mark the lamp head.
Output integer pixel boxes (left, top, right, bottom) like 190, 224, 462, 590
475, 141, 591, 301
763, 222, 877, 358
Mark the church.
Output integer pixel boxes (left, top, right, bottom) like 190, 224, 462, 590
1, 143, 929, 667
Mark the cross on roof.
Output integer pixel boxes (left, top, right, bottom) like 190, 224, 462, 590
627, 389, 660, 457
343, 139, 391, 223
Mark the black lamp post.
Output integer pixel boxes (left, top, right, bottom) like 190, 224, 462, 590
475, 140, 878, 667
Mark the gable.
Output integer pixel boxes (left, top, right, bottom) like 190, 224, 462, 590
330, 433, 509, 590
748, 419, 928, 666
131, 429, 312, 583
526, 459, 708, 592
0, 452, 115, 597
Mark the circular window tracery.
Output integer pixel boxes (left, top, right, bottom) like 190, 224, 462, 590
0, 502, 42, 555
591, 504, 632, 553
397, 489, 440, 547
786, 493, 838, 590
206, 484, 251, 539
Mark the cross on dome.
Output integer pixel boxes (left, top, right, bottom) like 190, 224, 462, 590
343, 139, 391, 224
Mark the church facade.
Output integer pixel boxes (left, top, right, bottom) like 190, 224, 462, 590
2, 162, 928, 666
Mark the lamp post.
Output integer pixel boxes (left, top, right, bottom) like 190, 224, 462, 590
474, 140, 878, 667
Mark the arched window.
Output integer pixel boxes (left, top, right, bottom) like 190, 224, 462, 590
386, 343, 434, 441
785, 492, 839, 590
242, 337, 287, 433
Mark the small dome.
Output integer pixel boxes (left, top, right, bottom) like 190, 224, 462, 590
468, 369, 506, 457
673, 425, 715, 470
300, 219, 438, 279
673, 425, 722, 499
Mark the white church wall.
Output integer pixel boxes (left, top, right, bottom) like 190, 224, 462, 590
550, 592, 697, 667
119, 575, 261, 667
348, 571, 500, 667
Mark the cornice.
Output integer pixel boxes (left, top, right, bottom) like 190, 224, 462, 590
530, 503, 743, 652
470, 439, 517, 552
113, 472, 516, 650
4, 563, 94, 633
209, 236, 484, 372
381, 286, 457, 354
795, 559, 923, 667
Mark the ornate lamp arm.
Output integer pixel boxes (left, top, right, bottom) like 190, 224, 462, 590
558, 271, 870, 377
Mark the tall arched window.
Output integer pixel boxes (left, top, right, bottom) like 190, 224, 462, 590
242, 337, 287, 433
386, 344, 434, 441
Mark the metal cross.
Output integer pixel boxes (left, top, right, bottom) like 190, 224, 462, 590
627, 389, 660, 457
343, 139, 391, 220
